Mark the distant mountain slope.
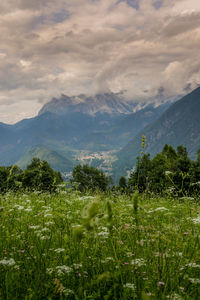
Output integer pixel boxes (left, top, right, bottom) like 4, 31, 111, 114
114, 86, 200, 178
16, 146, 74, 172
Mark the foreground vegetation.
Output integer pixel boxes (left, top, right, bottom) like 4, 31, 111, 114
0, 191, 200, 299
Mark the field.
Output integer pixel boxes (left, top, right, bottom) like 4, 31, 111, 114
0, 191, 200, 299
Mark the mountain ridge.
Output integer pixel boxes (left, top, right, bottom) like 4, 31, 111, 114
39, 92, 143, 116
113, 86, 200, 180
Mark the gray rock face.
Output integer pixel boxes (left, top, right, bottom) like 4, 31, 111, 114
38, 93, 138, 116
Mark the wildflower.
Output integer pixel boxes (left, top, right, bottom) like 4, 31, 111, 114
130, 258, 146, 267
54, 248, 65, 253
24, 208, 32, 212
29, 225, 41, 230
154, 207, 169, 212
157, 281, 165, 286
73, 263, 82, 269
79, 196, 94, 200
17, 205, 24, 210
101, 257, 114, 263
188, 278, 200, 284
166, 293, 183, 299
185, 262, 200, 268
173, 252, 183, 257
45, 221, 54, 226
123, 283, 135, 290
98, 227, 109, 237
63, 289, 74, 296
44, 213, 53, 218
180, 197, 194, 201
191, 216, 200, 224
40, 235, 50, 240
56, 265, 73, 276
165, 171, 173, 176
0, 258, 16, 266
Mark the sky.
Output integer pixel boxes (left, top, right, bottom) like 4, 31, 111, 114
0, 0, 200, 123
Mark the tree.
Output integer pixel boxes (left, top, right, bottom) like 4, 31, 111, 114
128, 153, 151, 193
0, 167, 9, 193
119, 176, 127, 192
71, 165, 110, 192
22, 158, 63, 192
7, 165, 23, 191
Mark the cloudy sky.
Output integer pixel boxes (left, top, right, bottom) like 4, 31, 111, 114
0, 0, 200, 123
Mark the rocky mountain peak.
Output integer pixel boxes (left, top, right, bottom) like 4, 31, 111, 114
38, 92, 138, 116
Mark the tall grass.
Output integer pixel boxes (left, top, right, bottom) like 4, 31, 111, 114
0, 191, 200, 299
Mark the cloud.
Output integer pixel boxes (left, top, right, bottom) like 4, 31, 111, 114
0, 0, 200, 123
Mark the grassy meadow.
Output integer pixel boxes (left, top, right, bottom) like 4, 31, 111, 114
0, 190, 200, 299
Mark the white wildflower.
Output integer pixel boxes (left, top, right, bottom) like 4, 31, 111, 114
17, 205, 24, 210
56, 265, 73, 276
45, 221, 54, 226
29, 225, 41, 230
180, 197, 194, 201
166, 293, 183, 299
173, 252, 183, 257
123, 283, 135, 290
130, 258, 146, 267
63, 289, 74, 296
44, 213, 53, 218
185, 262, 200, 268
101, 257, 114, 263
98, 231, 109, 237
24, 207, 32, 212
40, 235, 50, 240
165, 171, 173, 176
79, 196, 94, 201
98, 227, 109, 237
0, 258, 16, 266
188, 278, 200, 284
154, 207, 169, 212
73, 263, 82, 269
191, 216, 200, 224
54, 248, 65, 253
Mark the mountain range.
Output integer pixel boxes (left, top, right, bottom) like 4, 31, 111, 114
113, 86, 200, 181
0, 87, 199, 181
0, 92, 169, 172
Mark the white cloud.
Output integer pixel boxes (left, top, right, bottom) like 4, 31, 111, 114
0, 0, 200, 123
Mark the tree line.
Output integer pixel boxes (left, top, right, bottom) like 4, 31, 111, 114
120, 144, 200, 196
0, 158, 63, 193
0, 144, 200, 195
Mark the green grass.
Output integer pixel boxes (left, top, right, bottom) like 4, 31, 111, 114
0, 191, 200, 299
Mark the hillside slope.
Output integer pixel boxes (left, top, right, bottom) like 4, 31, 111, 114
16, 146, 74, 172
114, 87, 200, 178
